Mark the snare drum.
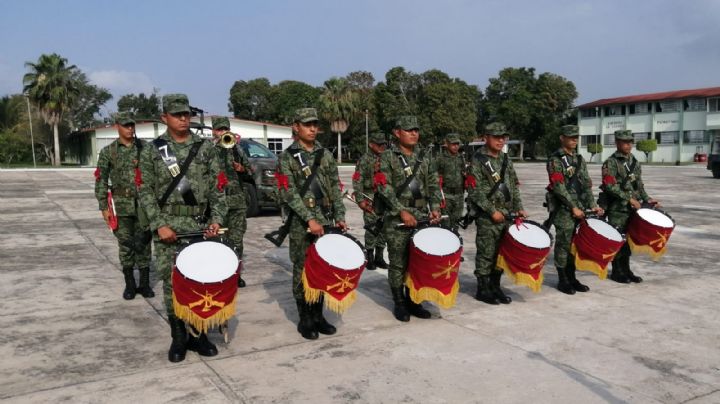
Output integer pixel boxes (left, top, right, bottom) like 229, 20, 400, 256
172, 239, 239, 334
571, 218, 624, 279
406, 227, 463, 309
302, 233, 366, 314
627, 208, 675, 261
496, 220, 552, 292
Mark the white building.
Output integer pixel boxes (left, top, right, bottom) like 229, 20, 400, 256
576, 87, 720, 163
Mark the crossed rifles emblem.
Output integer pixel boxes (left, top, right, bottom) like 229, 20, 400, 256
326, 273, 357, 294
189, 289, 225, 312
432, 259, 461, 280
649, 231, 669, 250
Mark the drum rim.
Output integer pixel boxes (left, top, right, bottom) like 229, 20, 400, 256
583, 218, 624, 242
411, 226, 463, 256
635, 207, 675, 228
506, 219, 554, 247
175, 240, 239, 283
315, 233, 366, 270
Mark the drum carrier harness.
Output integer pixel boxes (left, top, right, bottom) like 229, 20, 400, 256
153, 138, 204, 220
458, 151, 509, 228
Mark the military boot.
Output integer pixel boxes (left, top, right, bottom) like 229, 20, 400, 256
622, 256, 643, 283
312, 296, 337, 335
137, 267, 155, 298
187, 327, 218, 357
365, 248, 376, 270
609, 258, 630, 283
556, 267, 576, 295
122, 267, 136, 300
475, 275, 499, 305
374, 247, 389, 269
168, 316, 188, 363
490, 271, 512, 304
567, 264, 590, 292
237, 262, 246, 288
405, 286, 431, 319
391, 287, 410, 322
296, 299, 318, 340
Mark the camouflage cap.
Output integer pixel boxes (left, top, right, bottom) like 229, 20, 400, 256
445, 133, 461, 144
294, 107, 319, 123
162, 93, 191, 114
115, 112, 135, 126
395, 116, 419, 131
212, 116, 231, 130
486, 122, 509, 137
614, 129, 634, 141
369, 132, 387, 144
561, 124, 579, 137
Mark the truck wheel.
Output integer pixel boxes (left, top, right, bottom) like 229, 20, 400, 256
713, 164, 720, 179
244, 183, 259, 217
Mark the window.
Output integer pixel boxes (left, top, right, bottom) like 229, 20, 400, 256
241, 141, 275, 158
603, 105, 625, 116
709, 98, 720, 113
629, 103, 651, 115
684, 99, 706, 112
654, 131, 679, 144
580, 109, 598, 118
582, 135, 600, 145
683, 130, 709, 144
633, 132, 650, 142
266, 138, 283, 155
655, 100, 680, 113
604, 133, 616, 145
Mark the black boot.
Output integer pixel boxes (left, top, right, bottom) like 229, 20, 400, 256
567, 263, 589, 292
622, 256, 643, 283
168, 316, 188, 363
312, 296, 336, 335
391, 287, 410, 322
122, 267, 136, 300
296, 299, 318, 340
610, 258, 630, 283
556, 267, 576, 295
374, 247, 389, 269
365, 248, 376, 270
237, 262, 246, 287
475, 275, 499, 305
137, 267, 155, 298
405, 287, 431, 319
187, 327, 218, 357
490, 271, 512, 304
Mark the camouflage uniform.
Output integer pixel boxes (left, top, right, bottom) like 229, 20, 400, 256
436, 133, 466, 229
94, 112, 152, 300
212, 116, 251, 287
352, 132, 387, 269
600, 129, 651, 283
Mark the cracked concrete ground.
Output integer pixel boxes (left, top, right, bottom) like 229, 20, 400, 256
0, 163, 718, 404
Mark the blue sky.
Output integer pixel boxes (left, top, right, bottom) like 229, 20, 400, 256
1, 0, 718, 116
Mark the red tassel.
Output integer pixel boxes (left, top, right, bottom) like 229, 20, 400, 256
134, 168, 143, 187
373, 172, 387, 190
94, 167, 101, 182
464, 174, 476, 190
602, 175, 617, 186
352, 171, 361, 182
216, 172, 229, 191
274, 172, 289, 191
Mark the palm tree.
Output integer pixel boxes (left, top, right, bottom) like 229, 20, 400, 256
319, 77, 358, 163
23, 53, 80, 166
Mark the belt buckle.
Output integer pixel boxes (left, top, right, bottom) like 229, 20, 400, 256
307, 198, 316, 208
168, 163, 181, 177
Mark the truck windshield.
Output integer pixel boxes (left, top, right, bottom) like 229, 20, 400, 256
242, 142, 276, 159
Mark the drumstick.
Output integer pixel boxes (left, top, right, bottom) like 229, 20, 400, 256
175, 227, 228, 238
395, 215, 449, 228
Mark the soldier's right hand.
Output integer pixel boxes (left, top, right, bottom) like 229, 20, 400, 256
400, 210, 417, 228
491, 211, 505, 223
629, 198, 642, 210
101, 209, 110, 226
158, 226, 177, 243
308, 219, 324, 236
358, 200, 374, 214
571, 207, 585, 219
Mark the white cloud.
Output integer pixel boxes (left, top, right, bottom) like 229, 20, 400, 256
88, 70, 155, 96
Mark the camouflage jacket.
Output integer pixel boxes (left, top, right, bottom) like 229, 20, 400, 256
352, 151, 382, 204
138, 132, 227, 231
214, 139, 251, 210
376, 145, 442, 218
277, 141, 345, 224
94, 139, 145, 216
546, 148, 596, 211
436, 149, 466, 195
600, 151, 650, 212
467, 147, 523, 215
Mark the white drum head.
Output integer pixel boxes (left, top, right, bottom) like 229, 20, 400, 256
315, 234, 365, 270
413, 227, 461, 256
176, 241, 239, 283
586, 218, 623, 242
637, 208, 674, 228
508, 223, 551, 249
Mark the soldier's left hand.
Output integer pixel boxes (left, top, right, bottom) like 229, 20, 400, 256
232, 162, 245, 172
648, 198, 661, 208
204, 223, 220, 238
517, 210, 529, 218
592, 206, 605, 216
336, 221, 348, 232
429, 210, 441, 224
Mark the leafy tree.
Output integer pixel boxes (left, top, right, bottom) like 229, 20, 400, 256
319, 77, 359, 162
0, 95, 26, 132
269, 80, 322, 125
117, 90, 161, 120
418, 69, 478, 144
66, 71, 112, 130
0, 131, 32, 166
637, 139, 657, 162
373, 67, 422, 135
587, 143, 603, 162
228, 78, 273, 121
23, 53, 80, 166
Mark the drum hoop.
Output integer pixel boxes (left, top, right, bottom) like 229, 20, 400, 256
636, 207, 675, 227
411, 226, 464, 256
581, 218, 624, 242
174, 239, 239, 283
507, 219, 554, 245
314, 233, 366, 270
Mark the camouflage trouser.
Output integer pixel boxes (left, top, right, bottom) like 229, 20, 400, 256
383, 217, 413, 288
289, 217, 316, 301
474, 217, 505, 277
362, 211, 385, 250
441, 193, 464, 229
607, 210, 632, 262
114, 215, 152, 268
550, 208, 576, 269
225, 208, 247, 260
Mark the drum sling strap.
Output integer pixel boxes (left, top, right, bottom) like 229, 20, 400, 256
475, 153, 509, 200
153, 138, 203, 209
559, 153, 583, 195
395, 148, 428, 202
620, 157, 638, 191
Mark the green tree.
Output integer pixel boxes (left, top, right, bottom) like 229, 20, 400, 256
228, 78, 273, 121
418, 69, 478, 144
117, 90, 161, 120
66, 71, 112, 130
587, 143, 603, 162
23, 53, 80, 166
0, 95, 26, 132
637, 139, 657, 162
269, 80, 322, 125
319, 77, 359, 162
373, 67, 422, 135
344, 71, 378, 159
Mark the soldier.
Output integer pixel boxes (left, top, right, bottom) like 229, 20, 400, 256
436, 133, 466, 230
94, 112, 153, 300
599, 129, 660, 283
466, 123, 527, 305
351, 132, 389, 270
276, 108, 347, 340
211, 116, 251, 288
375, 116, 442, 322
545, 125, 604, 294
138, 94, 227, 363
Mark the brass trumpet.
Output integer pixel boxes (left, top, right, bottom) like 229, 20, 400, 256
219, 131, 237, 148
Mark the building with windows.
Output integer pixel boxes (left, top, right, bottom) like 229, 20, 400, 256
576, 87, 720, 163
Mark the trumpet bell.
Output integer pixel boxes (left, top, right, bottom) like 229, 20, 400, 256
220, 132, 236, 148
